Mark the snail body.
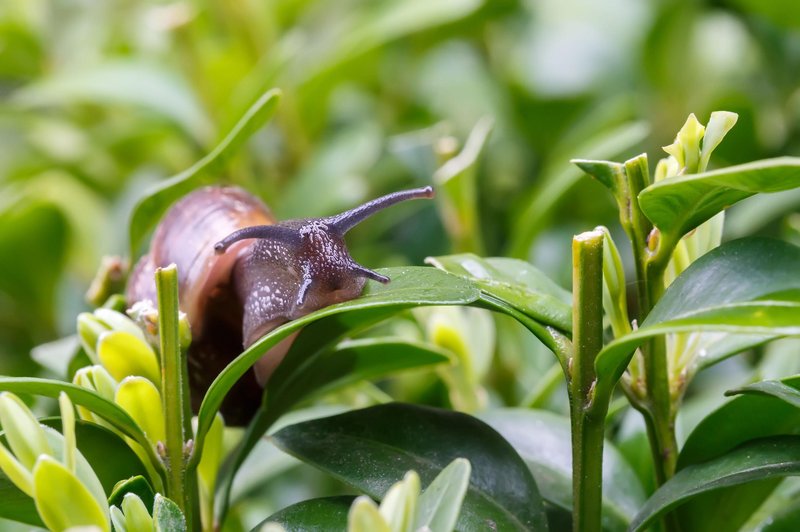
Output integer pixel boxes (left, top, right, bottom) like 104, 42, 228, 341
127, 185, 433, 424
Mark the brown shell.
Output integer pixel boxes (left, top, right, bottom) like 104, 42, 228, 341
127, 186, 274, 424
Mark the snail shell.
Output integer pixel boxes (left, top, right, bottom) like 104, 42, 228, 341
127, 185, 434, 425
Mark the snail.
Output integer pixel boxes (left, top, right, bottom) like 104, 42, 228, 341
126, 185, 434, 424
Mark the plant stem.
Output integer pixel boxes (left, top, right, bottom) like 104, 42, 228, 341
569, 230, 608, 532
155, 265, 192, 530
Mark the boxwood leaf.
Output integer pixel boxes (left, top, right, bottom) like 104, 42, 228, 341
595, 238, 800, 393
727, 380, 800, 409
630, 437, 800, 532
426, 254, 572, 333
271, 403, 548, 531
259, 496, 353, 531
192, 267, 479, 463
638, 157, 800, 241
479, 409, 645, 532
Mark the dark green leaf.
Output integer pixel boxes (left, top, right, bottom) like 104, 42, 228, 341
595, 238, 800, 393
426, 254, 572, 332
108, 475, 155, 511
639, 157, 800, 240
128, 88, 281, 257
271, 403, 548, 531
630, 437, 800, 532
727, 380, 800, 409
0, 471, 41, 526
268, 338, 450, 417
479, 409, 645, 532
257, 496, 353, 531
193, 267, 479, 462
679, 376, 800, 469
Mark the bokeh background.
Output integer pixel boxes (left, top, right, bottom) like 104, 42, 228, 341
1, 0, 799, 523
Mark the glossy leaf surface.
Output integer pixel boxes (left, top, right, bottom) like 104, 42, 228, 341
479, 409, 645, 532
261, 496, 353, 531
193, 267, 479, 461
595, 238, 800, 390
427, 254, 572, 332
638, 157, 800, 239
630, 437, 800, 531
271, 403, 548, 531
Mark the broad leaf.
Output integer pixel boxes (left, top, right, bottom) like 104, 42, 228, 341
267, 338, 450, 418
679, 376, 800, 469
260, 496, 353, 531
426, 254, 572, 332
128, 88, 281, 257
595, 238, 800, 393
630, 437, 800, 532
271, 403, 548, 531
479, 409, 645, 532
638, 157, 800, 240
192, 267, 479, 462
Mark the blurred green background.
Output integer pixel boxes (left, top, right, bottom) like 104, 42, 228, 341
1, 0, 799, 385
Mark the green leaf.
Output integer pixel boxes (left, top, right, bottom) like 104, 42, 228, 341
426, 254, 572, 332
350, 496, 392, 532
479, 409, 645, 532
192, 267, 479, 463
32, 455, 110, 532
727, 380, 800, 409
128, 88, 281, 258
638, 157, 800, 241
271, 403, 548, 531
0, 470, 40, 526
679, 375, 800, 469
122, 493, 154, 532
415, 458, 471, 532
433, 116, 493, 253
679, 376, 800, 531
630, 437, 800, 532
260, 496, 353, 531
109, 476, 155, 511
97, 331, 161, 386
0, 378, 151, 452
153, 494, 186, 532
39, 420, 151, 496
115, 377, 165, 445
595, 238, 800, 392
266, 338, 450, 419
0, 392, 51, 470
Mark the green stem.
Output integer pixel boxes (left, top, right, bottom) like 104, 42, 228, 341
569, 230, 608, 532
155, 265, 192, 530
